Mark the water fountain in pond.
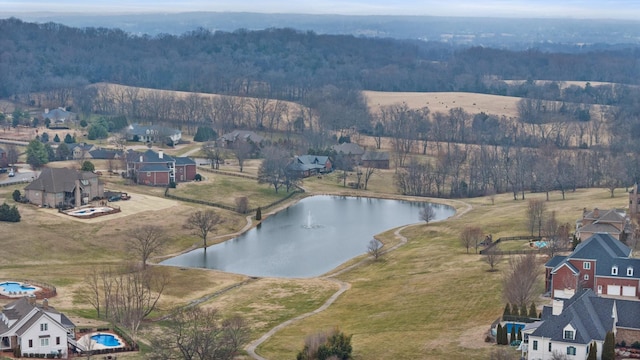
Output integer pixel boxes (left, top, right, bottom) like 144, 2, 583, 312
303, 210, 318, 229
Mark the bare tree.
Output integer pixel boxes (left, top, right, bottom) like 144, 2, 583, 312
202, 141, 224, 169
257, 145, 290, 193
130, 225, 167, 269
484, 246, 503, 271
110, 267, 169, 339
6, 144, 18, 166
232, 139, 252, 172
526, 198, 546, 236
235, 197, 249, 213
185, 210, 221, 249
460, 226, 483, 254
84, 267, 102, 318
146, 307, 250, 360
502, 253, 541, 309
362, 165, 378, 190
367, 239, 383, 260
419, 205, 436, 224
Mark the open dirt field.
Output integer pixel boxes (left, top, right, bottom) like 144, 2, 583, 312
363, 90, 522, 118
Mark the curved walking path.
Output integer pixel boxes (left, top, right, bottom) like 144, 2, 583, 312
245, 198, 473, 359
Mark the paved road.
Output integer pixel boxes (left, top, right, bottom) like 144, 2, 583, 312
0, 165, 38, 185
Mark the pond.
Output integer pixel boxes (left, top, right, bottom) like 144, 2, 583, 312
161, 195, 455, 278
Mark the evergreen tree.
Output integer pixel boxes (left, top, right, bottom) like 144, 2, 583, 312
53, 134, 60, 142
256, 207, 262, 221
81, 161, 95, 172
502, 325, 509, 345
40, 132, 49, 142
602, 331, 615, 360
193, 126, 218, 142
12, 190, 20, 202
509, 325, 516, 345
496, 324, 504, 345
64, 133, 74, 144
0, 203, 21, 222
587, 342, 597, 360
55, 142, 70, 160
26, 139, 49, 169
518, 329, 523, 341
503, 304, 511, 318
44, 143, 55, 161
529, 302, 537, 318
572, 235, 580, 250
520, 304, 528, 317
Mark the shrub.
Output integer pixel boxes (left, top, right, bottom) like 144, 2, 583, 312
194, 173, 203, 181
193, 126, 217, 142
256, 207, 262, 221
12, 189, 21, 202
0, 203, 21, 222
168, 181, 177, 188
81, 161, 95, 172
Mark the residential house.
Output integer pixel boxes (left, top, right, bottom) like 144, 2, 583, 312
575, 208, 629, 241
526, 289, 640, 360
125, 124, 182, 145
41, 107, 74, 125
88, 148, 123, 160
331, 143, 365, 164
24, 168, 103, 208
0, 296, 75, 358
361, 150, 390, 169
0, 147, 7, 168
287, 155, 332, 178
218, 130, 264, 148
67, 143, 94, 160
545, 233, 640, 299
126, 149, 196, 186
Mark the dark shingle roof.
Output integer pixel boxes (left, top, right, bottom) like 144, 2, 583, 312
24, 168, 97, 193
89, 148, 121, 160
331, 143, 365, 155
139, 164, 171, 172
362, 150, 390, 161
175, 156, 196, 165
545, 255, 567, 268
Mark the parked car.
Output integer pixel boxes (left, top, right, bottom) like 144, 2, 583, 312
108, 195, 120, 202
8, 170, 15, 177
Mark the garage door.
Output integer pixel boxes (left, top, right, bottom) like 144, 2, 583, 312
623, 286, 636, 297
607, 285, 621, 296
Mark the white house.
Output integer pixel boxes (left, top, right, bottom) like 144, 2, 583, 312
0, 296, 75, 358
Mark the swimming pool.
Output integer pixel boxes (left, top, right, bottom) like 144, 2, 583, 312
91, 334, 121, 347
67, 207, 114, 217
0, 281, 37, 294
534, 241, 548, 248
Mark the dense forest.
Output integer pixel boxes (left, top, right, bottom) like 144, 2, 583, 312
2, 17, 640, 102
3, 18, 640, 199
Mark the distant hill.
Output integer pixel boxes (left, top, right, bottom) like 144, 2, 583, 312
6, 12, 640, 49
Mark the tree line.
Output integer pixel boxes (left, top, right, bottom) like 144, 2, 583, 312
2, 18, 640, 104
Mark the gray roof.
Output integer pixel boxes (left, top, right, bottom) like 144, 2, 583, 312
175, 156, 196, 165
362, 150, 390, 161
129, 149, 175, 163
532, 289, 640, 343
0, 297, 73, 337
42, 108, 72, 121
89, 148, 122, 159
578, 222, 621, 235
139, 164, 171, 172
127, 123, 180, 137
219, 130, 264, 144
25, 167, 97, 193
582, 208, 625, 224
331, 143, 365, 155
545, 255, 567, 268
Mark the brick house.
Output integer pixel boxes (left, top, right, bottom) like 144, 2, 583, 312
575, 208, 628, 241
24, 167, 103, 208
545, 233, 640, 299
126, 149, 196, 186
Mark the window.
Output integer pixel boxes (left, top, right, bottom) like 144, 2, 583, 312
567, 346, 576, 355
583, 262, 591, 270
564, 330, 575, 340
584, 274, 589, 280
40, 338, 49, 347
628, 267, 634, 276
56, 337, 60, 345
549, 342, 552, 352
612, 266, 618, 275
533, 340, 538, 350
146, 172, 151, 176
40, 323, 48, 331
28, 339, 33, 348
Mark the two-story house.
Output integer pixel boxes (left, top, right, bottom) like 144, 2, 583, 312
545, 233, 640, 299
0, 296, 75, 358
575, 208, 628, 241
525, 289, 640, 360
126, 149, 196, 186
24, 167, 104, 208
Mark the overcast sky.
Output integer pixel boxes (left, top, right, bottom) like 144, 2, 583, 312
1, 0, 640, 19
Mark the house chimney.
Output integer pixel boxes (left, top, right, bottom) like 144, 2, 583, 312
28, 294, 36, 306
140, 155, 143, 163
594, 208, 599, 218
158, 150, 163, 159
44, 108, 49, 114
552, 299, 564, 315
42, 298, 48, 310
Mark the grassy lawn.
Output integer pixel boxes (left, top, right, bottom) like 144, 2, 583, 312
1, 157, 633, 360
170, 172, 294, 210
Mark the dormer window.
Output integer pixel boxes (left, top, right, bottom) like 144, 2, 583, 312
628, 267, 634, 277
564, 330, 575, 340
612, 266, 618, 275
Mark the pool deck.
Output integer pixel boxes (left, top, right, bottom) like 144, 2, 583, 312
77, 332, 126, 351
0, 282, 41, 298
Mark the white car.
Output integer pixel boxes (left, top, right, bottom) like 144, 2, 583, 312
8, 170, 15, 177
